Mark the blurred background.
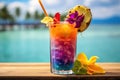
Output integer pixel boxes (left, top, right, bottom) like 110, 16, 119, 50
0, 0, 120, 62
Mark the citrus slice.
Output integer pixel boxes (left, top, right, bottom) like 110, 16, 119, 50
41, 16, 53, 24
69, 5, 92, 32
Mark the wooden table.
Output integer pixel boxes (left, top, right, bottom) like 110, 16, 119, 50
0, 63, 120, 80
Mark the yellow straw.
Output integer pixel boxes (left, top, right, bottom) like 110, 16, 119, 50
38, 0, 48, 16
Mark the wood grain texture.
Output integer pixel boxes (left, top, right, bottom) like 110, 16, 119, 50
0, 63, 120, 80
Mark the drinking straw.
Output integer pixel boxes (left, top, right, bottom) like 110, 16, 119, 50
38, 0, 48, 16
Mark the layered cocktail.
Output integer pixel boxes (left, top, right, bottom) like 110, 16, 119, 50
38, 0, 92, 74
49, 22, 77, 74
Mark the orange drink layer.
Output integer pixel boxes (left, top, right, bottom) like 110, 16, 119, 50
49, 22, 77, 74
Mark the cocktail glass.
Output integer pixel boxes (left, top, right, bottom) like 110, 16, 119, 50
49, 22, 77, 74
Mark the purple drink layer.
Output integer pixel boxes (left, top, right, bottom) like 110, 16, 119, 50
50, 38, 76, 70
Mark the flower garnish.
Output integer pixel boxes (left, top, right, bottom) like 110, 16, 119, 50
72, 52, 106, 75
54, 12, 60, 24
66, 11, 84, 28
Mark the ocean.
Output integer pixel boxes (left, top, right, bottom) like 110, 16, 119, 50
0, 24, 120, 62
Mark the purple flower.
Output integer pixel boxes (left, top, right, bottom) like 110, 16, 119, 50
66, 11, 84, 28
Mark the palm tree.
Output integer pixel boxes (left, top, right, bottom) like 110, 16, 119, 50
49, 13, 53, 18
40, 13, 45, 20
33, 10, 40, 20
34, 11, 49, 20
61, 13, 67, 21
25, 11, 31, 20
33, 10, 41, 29
0, 5, 14, 31
15, 7, 20, 17
25, 11, 31, 29
0, 6, 14, 22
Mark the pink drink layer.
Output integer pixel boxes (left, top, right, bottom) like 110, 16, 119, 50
49, 22, 77, 70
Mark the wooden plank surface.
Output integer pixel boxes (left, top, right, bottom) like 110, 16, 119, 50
0, 63, 120, 80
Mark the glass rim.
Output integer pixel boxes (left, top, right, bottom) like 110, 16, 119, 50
48, 21, 74, 26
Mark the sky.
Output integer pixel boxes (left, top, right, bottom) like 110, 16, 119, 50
0, 0, 120, 24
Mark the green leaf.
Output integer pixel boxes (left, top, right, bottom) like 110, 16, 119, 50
72, 66, 80, 74
78, 67, 87, 74
72, 60, 87, 75
74, 60, 81, 67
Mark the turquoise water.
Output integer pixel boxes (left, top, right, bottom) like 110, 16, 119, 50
0, 24, 120, 62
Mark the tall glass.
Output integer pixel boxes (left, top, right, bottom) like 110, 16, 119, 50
49, 22, 77, 74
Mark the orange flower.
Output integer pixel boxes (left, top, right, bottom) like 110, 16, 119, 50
77, 52, 106, 75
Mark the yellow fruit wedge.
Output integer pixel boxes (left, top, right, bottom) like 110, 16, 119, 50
69, 5, 92, 32
41, 16, 53, 24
